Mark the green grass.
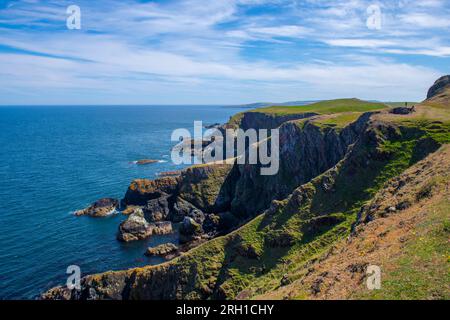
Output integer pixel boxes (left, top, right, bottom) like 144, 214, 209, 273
253, 99, 388, 116
311, 112, 363, 130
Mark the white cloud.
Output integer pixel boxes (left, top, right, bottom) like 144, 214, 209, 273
0, 0, 448, 104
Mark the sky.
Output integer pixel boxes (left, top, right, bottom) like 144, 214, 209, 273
0, 0, 449, 105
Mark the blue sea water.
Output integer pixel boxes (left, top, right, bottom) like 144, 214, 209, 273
0, 105, 245, 299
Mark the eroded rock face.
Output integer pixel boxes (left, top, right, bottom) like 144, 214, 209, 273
229, 114, 368, 217
117, 209, 173, 242
179, 217, 203, 244
74, 198, 119, 217
143, 194, 171, 222
427, 75, 450, 99
123, 177, 179, 206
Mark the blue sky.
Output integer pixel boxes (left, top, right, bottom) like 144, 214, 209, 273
0, 0, 449, 105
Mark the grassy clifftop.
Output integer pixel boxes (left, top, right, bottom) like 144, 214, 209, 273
253, 98, 388, 115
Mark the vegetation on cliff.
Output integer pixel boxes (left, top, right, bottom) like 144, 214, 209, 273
43, 76, 450, 300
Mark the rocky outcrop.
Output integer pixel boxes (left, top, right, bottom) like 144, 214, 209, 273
427, 75, 450, 99
179, 217, 203, 243
122, 177, 179, 206
145, 243, 178, 257
390, 107, 415, 115
135, 159, 159, 165
117, 209, 173, 242
74, 198, 119, 217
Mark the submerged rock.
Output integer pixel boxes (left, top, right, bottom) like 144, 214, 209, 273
74, 198, 119, 217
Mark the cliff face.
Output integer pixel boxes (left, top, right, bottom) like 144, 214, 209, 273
235, 111, 318, 131
229, 112, 372, 216
43, 77, 450, 300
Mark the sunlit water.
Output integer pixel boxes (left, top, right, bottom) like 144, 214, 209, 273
0, 105, 245, 299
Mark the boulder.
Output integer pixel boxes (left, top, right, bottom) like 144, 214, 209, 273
179, 217, 203, 244
390, 107, 415, 115
117, 209, 173, 242
169, 197, 201, 223
74, 198, 119, 217
145, 243, 178, 257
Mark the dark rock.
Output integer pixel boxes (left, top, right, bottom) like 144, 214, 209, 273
390, 107, 415, 115
143, 194, 170, 222
396, 200, 412, 211
302, 214, 345, 235
264, 230, 295, 248
427, 75, 450, 99
310, 277, 323, 295
280, 274, 292, 286
179, 217, 203, 244
170, 197, 202, 223
74, 198, 119, 217
347, 262, 369, 274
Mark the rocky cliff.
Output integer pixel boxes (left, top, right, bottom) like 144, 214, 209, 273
43, 76, 450, 300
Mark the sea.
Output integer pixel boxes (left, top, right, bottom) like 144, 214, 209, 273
0, 105, 246, 299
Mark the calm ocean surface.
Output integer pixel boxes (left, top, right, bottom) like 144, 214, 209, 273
0, 105, 246, 299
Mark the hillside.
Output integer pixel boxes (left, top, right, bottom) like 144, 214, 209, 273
42, 76, 450, 300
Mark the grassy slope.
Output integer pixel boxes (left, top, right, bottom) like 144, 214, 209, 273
228, 98, 388, 128
129, 111, 449, 299
258, 145, 450, 300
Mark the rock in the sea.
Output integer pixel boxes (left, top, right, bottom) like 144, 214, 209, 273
74, 198, 119, 217
122, 177, 179, 206
117, 209, 173, 242
145, 243, 178, 257
135, 159, 159, 165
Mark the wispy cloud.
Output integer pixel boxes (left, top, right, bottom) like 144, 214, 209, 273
0, 0, 448, 104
